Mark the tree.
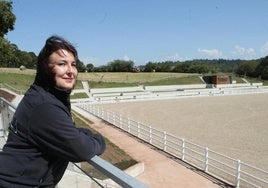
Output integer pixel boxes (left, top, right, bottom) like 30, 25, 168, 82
236, 60, 259, 77
0, 1, 16, 37
86, 63, 94, 72
107, 60, 134, 72
0, 37, 17, 67
255, 56, 268, 80
144, 62, 157, 72
76, 59, 86, 72
15, 50, 34, 68
94, 65, 109, 72
28, 52, 37, 69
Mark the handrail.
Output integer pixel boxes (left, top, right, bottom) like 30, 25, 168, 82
89, 156, 147, 188
0, 97, 148, 188
78, 103, 268, 188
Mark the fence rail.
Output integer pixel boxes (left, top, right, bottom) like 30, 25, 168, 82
74, 85, 268, 104
77, 103, 268, 188
0, 97, 148, 188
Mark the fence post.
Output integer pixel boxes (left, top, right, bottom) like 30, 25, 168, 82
163, 131, 167, 151
137, 122, 140, 138
106, 109, 109, 121
0, 100, 3, 137
119, 114, 122, 129
88, 104, 91, 113
181, 139, 185, 161
93, 105, 96, 115
113, 112, 115, 125
149, 126, 152, 144
205, 148, 209, 172
89, 103, 92, 112
127, 118, 130, 133
97, 106, 100, 117
236, 160, 241, 188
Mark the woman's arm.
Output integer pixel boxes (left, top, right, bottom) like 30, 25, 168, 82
28, 103, 106, 162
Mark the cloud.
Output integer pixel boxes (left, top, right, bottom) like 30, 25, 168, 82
81, 57, 105, 66
123, 55, 130, 61
260, 42, 268, 56
161, 53, 189, 62
231, 45, 256, 59
198, 48, 223, 59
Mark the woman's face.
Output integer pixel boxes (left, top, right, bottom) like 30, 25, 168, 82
48, 49, 78, 91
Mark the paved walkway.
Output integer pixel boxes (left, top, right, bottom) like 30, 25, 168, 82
73, 106, 230, 188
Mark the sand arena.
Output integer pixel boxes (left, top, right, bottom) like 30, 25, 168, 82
96, 93, 268, 171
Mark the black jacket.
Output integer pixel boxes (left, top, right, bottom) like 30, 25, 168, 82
0, 84, 105, 187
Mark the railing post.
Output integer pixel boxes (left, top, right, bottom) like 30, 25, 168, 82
119, 114, 122, 129
0, 98, 16, 139
1, 103, 8, 137
113, 112, 115, 125
127, 118, 130, 133
236, 160, 241, 188
181, 139, 185, 161
163, 131, 167, 151
149, 126, 152, 144
0, 100, 3, 137
86, 103, 89, 112
97, 106, 100, 117
205, 148, 209, 172
90, 104, 92, 112
137, 122, 140, 138
106, 110, 110, 122
91, 104, 95, 114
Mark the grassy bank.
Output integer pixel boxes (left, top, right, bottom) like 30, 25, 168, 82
0, 68, 203, 90
1, 68, 267, 95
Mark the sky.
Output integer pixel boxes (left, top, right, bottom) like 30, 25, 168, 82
6, 0, 268, 66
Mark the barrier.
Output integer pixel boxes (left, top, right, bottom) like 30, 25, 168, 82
90, 86, 144, 94
71, 85, 268, 104
77, 103, 268, 188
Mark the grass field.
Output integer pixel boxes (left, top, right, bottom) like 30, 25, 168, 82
1, 68, 266, 91
0, 68, 203, 90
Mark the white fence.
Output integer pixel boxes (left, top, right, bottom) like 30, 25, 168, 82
76, 103, 268, 188
74, 85, 268, 104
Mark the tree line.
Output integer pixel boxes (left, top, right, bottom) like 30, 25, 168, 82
1, 1, 268, 80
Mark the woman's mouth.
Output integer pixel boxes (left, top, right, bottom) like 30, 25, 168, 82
64, 77, 73, 82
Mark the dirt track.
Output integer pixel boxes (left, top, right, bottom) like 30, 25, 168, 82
97, 93, 268, 171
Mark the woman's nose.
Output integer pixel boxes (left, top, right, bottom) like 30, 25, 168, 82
66, 64, 74, 74
66, 63, 77, 76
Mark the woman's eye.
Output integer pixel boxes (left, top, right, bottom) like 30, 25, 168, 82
72, 63, 77, 67
58, 62, 66, 66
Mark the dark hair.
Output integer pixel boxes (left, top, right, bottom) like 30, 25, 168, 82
34, 35, 78, 88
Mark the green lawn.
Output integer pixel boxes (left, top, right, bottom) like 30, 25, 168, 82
1, 68, 266, 92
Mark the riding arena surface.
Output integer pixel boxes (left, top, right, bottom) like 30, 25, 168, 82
96, 93, 268, 171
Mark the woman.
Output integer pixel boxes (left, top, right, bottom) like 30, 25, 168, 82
0, 36, 106, 187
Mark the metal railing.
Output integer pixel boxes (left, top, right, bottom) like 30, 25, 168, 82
77, 103, 268, 188
0, 97, 148, 188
